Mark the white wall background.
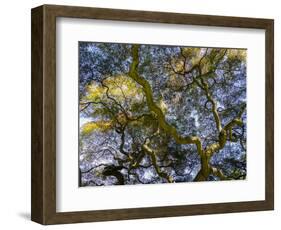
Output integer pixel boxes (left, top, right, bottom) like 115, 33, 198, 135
0, 0, 279, 229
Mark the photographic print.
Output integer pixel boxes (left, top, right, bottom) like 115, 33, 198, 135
79, 42, 247, 187
31, 5, 274, 224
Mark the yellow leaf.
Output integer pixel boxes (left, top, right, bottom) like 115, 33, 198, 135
81, 120, 113, 135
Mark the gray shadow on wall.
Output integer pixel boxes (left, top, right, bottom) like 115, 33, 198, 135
18, 212, 31, 220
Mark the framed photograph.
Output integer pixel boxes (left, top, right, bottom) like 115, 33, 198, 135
31, 4, 274, 225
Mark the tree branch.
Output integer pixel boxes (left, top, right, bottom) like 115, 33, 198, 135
128, 44, 203, 155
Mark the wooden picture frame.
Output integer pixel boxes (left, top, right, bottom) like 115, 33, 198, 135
31, 4, 274, 225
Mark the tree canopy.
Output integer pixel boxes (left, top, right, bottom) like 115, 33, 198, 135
79, 42, 247, 186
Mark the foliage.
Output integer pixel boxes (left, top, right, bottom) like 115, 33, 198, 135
79, 42, 247, 186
